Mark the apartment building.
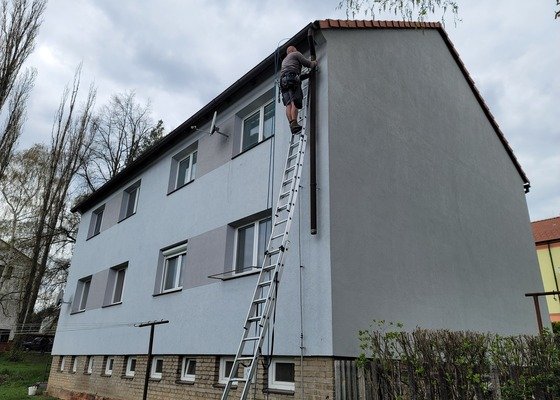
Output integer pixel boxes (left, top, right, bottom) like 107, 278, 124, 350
47, 20, 544, 400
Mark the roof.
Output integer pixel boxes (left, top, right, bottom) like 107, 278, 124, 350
532, 217, 560, 244
72, 19, 530, 213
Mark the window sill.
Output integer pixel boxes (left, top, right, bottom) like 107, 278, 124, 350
208, 268, 260, 281
153, 287, 183, 297
118, 212, 136, 224
175, 379, 195, 385
263, 388, 295, 396
102, 301, 122, 309
86, 232, 101, 241
121, 375, 135, 380
84, 372, 92, 376
70, 310, 86, 315
149, 377, 162, 382
101, 374, 113, 378
167, 179, 195, 196
231, 135, 274, 161
213, 383, 237, 389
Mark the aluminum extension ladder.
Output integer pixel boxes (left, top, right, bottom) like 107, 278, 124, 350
221, 83, 310, 400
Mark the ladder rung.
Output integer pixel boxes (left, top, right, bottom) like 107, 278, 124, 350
276, 203, 290, 212
270, 232, 284, 241
230, 377, 247, 383
243, 336, 260, 342
282, 178, 294, 186
285, 165, 296, 174
258, 280, 272, 287
262, 263, 276, 271
253, 297, 267, 304
287, 153, 298, 162
247, 316, 262, 322
279, 190, 292, 199
290, 141, 300, 149
236, 357, 254, 362
274, 218, 288, 226
267, 248, 283, 256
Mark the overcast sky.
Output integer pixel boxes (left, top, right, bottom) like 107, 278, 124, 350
18, 0, 559, 222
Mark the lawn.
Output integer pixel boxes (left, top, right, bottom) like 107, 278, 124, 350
0, 352, 57, 400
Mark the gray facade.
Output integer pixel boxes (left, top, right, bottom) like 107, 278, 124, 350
53, 24, 543, 362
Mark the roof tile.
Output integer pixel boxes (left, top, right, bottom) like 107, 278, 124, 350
532, 217, 560, 243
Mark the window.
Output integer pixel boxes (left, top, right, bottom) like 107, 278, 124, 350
241, 101, 275, 152
180, 357, 196, 382
85, 356, 93, 374
71, 356, 77, 373
160, 243, 187, 293
76, 277, 91, 312
268, 360, 295, 391
110, 266, 126, 304
104, 356, 114, 376
59, 356, 66, 372
88, 205, 105, 238
219, 357, 241, 385
150, 357, 163, 379
120, 181, 141, 220
234, 217, 271, 273
176, 150, 197, 189
0, 330, 10, 343
125, 356, 136, 377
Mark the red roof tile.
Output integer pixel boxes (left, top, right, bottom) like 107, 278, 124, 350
532, 217, 560, 243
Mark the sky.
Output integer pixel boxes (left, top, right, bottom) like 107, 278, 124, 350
17, 0, 559, 222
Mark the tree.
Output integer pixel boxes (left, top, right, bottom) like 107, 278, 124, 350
80, 91, 164, 192
15, 65, 96, 333
0, 0, 46, 179
338, 0, 459, 23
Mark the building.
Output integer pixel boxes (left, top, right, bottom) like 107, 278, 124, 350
0, 239, 33, 349
47, 20, 544, 400
531, 216, 560, 322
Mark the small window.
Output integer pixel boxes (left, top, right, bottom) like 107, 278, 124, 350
234, 217, 271, 273
160, 243, 187, 293
85, 356, 93, 374
241, 101, 275, 152
0, 329, 10, 343
104, 356, 114, 376
88, 205, 105, 238
218, 357, 244, 385
76, 277, 91, 312
268, 360, 295, 391
110, 266, 126, 304
59, 356, 66, 372
125, 356, 136, 377
120, 181, 141, 220
71, 356, 78, 373
151, 357, 163, 379
180, 357, 196, 382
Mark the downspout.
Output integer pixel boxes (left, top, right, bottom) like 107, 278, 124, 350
548, 243, 559, 300
308, 25, 318, 235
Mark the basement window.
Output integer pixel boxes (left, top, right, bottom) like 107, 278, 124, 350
104, 356, 114, 376
268, 359, 295, 391
85, 356, 93, 374
218, 357, 241, 385
180, 357, 196, 382
125, 356, 136, 377
151, 357, 163, 379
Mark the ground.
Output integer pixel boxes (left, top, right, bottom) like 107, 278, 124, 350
0, 352, 56, 400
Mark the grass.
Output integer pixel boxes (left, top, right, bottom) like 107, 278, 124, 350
0, 352, 57, 400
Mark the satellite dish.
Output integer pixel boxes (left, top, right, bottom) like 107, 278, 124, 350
210, 111, 218, 135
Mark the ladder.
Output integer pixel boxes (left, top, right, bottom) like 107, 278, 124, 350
221, 83, 310, 400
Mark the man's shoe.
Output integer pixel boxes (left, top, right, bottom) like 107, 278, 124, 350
290, 121, 302, 134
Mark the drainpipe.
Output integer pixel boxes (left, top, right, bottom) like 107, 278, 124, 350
307, 26, 318, 235
548, 243, 559, 300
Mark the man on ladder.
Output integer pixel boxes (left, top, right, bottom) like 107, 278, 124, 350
280, 45, 317, 134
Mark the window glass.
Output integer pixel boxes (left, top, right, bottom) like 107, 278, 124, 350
263, 102, 275, 139
257, 218, 271, 268
191, 151, 197, 180
151, 357, 163, 378
236, 224, 254, 272
163, 255, 180, 291
177, 155, 191, 187
125, 186, 138, 217
79, 280, 90, 311
242, 111, 260, 151
181, 357, 196, 381
126, 356, 136, 377
86, 356, 93, 374
275, 362, 295, 382
92, 208, 103, 235
113, 268, 126, 303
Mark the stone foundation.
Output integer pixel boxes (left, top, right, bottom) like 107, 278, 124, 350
47, 355, 335, 400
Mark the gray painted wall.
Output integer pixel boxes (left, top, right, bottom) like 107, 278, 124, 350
324, 29, 544, 357
53, 45, 334, 358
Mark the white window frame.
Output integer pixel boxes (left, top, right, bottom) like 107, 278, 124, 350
174, 149, 197, 189
86, 356, 93, 374
218, 357, 238, 385
105, 356, 114, 376
180, 356, 196, 382
60, 356, 66, 372
110, 267, 126, 304
125, 356, 137, 377
233, 217, 271, 274
268, 359, 295, 391
77, 278, 91, 312
150, 356, 163, 379
71, 356, 78, 373
241, 100, 275, 151
160, 243, 187, 293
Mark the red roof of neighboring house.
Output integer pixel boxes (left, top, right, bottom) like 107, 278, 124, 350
532, 217, 560, 244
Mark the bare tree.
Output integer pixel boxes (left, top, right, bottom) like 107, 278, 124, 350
0, 0, 47, 178
338, 0, 460, 23
15, 65, 96, 333
80, 91, 164, 192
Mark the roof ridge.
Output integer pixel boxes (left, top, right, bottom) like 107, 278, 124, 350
531, 216, 560, 224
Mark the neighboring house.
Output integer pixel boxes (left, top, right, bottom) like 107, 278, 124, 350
0, 239, 32, 348
47, 20, 543, 400
531, 216, 560, 322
